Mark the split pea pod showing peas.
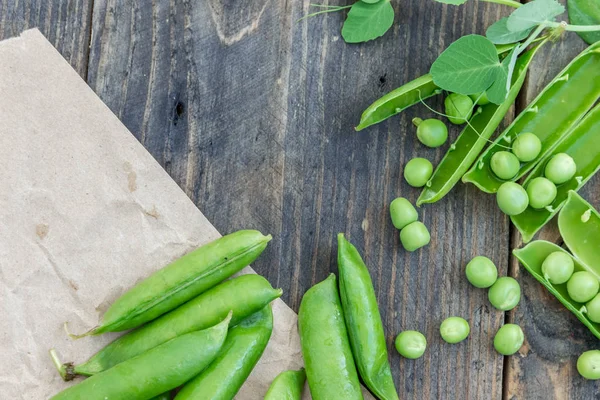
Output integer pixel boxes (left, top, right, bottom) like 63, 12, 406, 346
511, 104, 600, 242
56, 274, 281, 379
50, 314, 231, 400
416, 42, 544, 206
337, 234, 398, 400
299, 274, 363, 400
463, 41, 600, 194
264, 368, 306, 400
78, 230, 271, 336
174, 305, 273, 400
355, 43, 519, 131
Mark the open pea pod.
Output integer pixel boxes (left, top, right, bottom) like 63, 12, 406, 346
558, 191, 600, 270
462, 41, 600, 193
355, 43, 519, 131
416, 42, 544, 205
511, 104, 600, 242
513, 241, 600, 340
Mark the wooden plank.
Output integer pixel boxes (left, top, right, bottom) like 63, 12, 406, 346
506, 2, 600, 396
0, 0, 92, 77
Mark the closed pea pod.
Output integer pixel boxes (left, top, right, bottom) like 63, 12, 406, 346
55, 274, 282, 379
264, 369, 306, 400
417, 43, 543, 205
337, 234, 398, 400
76, 230, 271, 336
49, 314, 231, 400
463, 41, 600, 193
298, 274, 363, 400
174, 305, 273, 400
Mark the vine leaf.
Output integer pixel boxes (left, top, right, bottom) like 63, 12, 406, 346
506, 0, 564, 32
486, 18, 533, 44
342, 0, 395, 43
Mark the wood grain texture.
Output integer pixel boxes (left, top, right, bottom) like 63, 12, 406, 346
0, 0, 92, 77
506, 2, 600, 397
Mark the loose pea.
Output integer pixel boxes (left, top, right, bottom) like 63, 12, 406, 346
541, 251, 574, 284
469, 92, 490, 105
577, 350, 600, 380
493, 324, 524, 356
445, 93, 474, 125
496, 182, 529, 216
511, 132, 542, 162
488, 277, 521, 311
585, 293, 600, 323
389, 197, 418, 230
404, 158, 433, 188
490, 151, 520, 180
440, 317, 470, 344
544, 153, 577, 184
400, 221, 430, 252
395, 330, 427, 359
567, 271, 599, 303
526, 177, 557, 210
412, 118, 448, 148
465, 256, 498, 288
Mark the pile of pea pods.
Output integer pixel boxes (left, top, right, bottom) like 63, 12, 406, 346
49, 230, 308, 400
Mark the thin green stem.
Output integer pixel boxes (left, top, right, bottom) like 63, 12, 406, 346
480, 0, 521, 8
297, 5, 351, 22
546, 21, 600, 32
309, 3, 349, 8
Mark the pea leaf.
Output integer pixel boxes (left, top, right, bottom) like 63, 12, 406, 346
486, 18, 534, 44
506, 0, 565, 32
342, 0, 395, 43
430, 35, 501, 95
486, 47, 515, 104
568, 0, 600, 45
434, 0, 470, 4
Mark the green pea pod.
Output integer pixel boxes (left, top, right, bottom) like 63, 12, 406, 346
417, 42, 544, 205
77, 230, 271, 336
511, 105, 600, 242
57, 274, 281, 379
49, 314, 231, 400
264, 368, 306, 400
174, 305, 273, 400
299, 274, 363, 400
513, 241, 600, 340
150, 394, 171, 400
462, 41, 600, 193
337, 234, 398, 400
355, 43, 522, 131
558, 191, 600, 270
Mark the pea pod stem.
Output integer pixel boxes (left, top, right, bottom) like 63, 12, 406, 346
412, 117, 423, 127
480, 0, 521, 8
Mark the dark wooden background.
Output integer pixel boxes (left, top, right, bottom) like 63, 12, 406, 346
2, 0, 598, 398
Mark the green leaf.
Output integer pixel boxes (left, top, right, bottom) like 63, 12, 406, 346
341, 0, 395, 43
360, 0, 381, 4
486, 47, 515, 104
568, 0, 600, 44
486, 18, 534, 44
430, 35, 501, 95
507, 0, 565, 32
434, 0, 469, 4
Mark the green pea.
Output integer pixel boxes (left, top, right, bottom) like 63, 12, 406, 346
526, 177, 557, 210
488, 277, 521, 311
585, 293, 600, 323
445, 93, 474, 125
404, 158, 433, 188
493, 324, 524, 356
541, 251, 574, 285
567, 271, 599, 303
577, 350, 600, 380
412, 118, 448, 148
389, 197, 418, 230
440, 317, 470, 344
496, 182, 529, 216
490, 151, 520, 180
469, 92, 490, 105
544, 153, 577, 184
394, 330, 427, 359
465, 256, 498, 288
400, 221, 431, 252
511, 132, 542, 162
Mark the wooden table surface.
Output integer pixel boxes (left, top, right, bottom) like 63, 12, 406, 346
2, 1, 598, 398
